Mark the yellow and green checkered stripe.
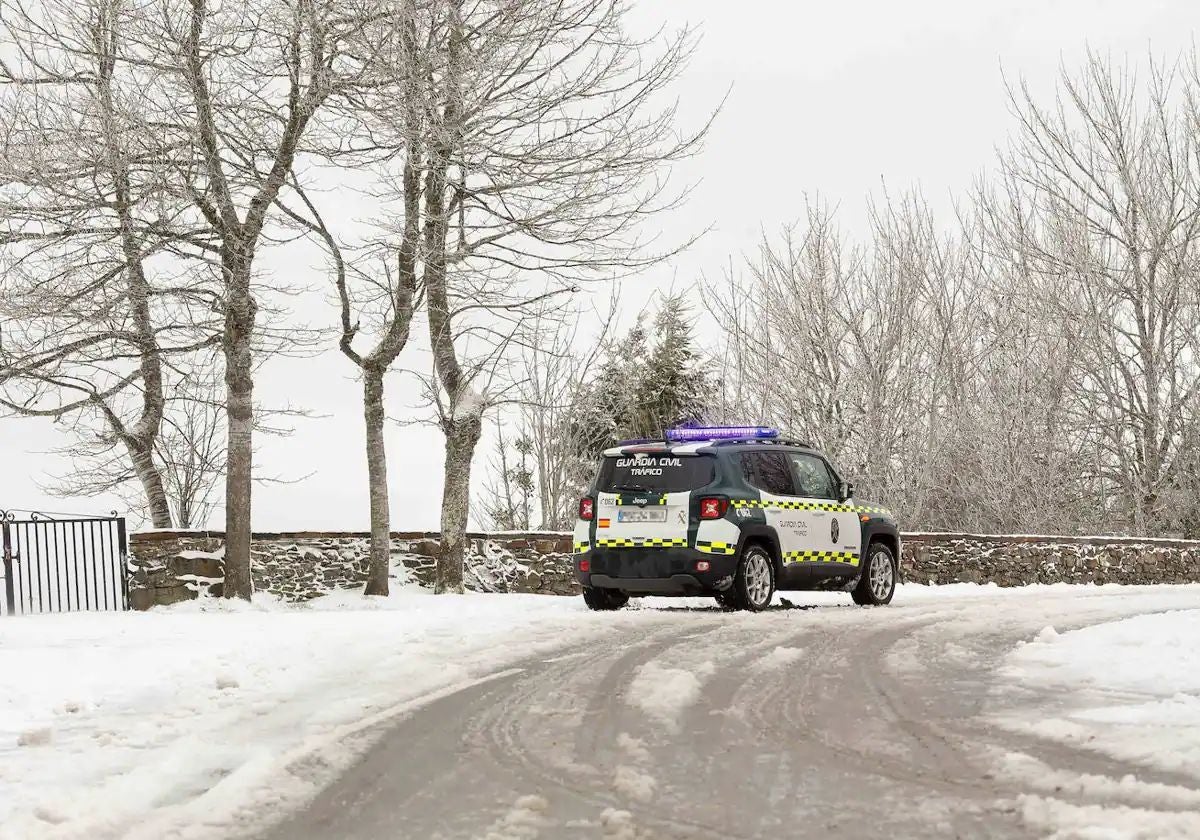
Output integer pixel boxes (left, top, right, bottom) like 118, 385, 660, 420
782, 550, 859, 566
573, 541, 591, 554
730, 499, 892, 516
695, 540, 736, 555
595, 537, 687, 549
732, 499, 849, 511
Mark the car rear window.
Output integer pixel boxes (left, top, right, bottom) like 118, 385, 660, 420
598, 454, 716, 493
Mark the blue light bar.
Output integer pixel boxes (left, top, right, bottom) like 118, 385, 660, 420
665, 425, 780, 442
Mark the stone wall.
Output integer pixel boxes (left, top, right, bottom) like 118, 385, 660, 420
128, 529, 1200, 609
899, 532, 1200, 587
128, 530, 578, 609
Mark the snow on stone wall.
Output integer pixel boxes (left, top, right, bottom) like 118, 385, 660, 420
127, 531, 578, 609
127, 529, 1200, 609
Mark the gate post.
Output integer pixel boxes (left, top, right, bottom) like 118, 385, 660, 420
116, 517, 130, 609
2, 518, 15, 615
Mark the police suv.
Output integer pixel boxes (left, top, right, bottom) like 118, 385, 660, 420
572, 426, 901, 611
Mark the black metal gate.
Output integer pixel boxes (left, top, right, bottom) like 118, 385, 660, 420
0, 510, 129, 616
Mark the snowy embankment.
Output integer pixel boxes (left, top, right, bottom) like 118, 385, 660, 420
997, 609, 1200, 839
0, 589, 653, 840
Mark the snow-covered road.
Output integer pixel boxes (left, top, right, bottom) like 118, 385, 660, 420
268, 585, 1198, 840
4, 584, 1199, 839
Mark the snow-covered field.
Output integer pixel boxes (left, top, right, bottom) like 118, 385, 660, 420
3, 583, 1199, 840
0, 589, 619, 840
997, 608, 1200, 839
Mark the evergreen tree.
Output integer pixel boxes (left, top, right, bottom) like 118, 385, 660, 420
575, 294, 710, 450
635, 296, 709, 435
484, 294, 713, 528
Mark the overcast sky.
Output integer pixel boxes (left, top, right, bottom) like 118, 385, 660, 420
3, 0, 1196, 531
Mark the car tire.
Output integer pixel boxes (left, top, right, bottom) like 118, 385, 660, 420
732, 545, 775, 611
852, 542, 897, 606
582, 586, 629, 611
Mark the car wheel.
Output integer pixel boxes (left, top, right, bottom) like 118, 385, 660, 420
582, 586, 629, 611
732, 545, 775, 611
852, 542, 897, 606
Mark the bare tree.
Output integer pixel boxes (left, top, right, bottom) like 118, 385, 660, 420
15, 356, 228, 531
97, 0, 398, 597
0, 0, 221, 528
368, 0, 712, 592
479, 419, 534, 531
157, 356, 227, 529
979, 53, 1200, 535
285, 191, 423, 595
717, 54, 1200, 539
477, 294, 618, 531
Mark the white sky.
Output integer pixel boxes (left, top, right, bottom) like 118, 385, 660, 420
2, 0, 1195, 530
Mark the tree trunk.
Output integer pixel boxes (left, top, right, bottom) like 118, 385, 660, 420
363, 368, 392, 595
222, 254, 257, 600
96, 12, 173, 532
435, 412, 483, 594
127, 439, 173, 529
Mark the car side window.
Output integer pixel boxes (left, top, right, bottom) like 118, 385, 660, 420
741, 451, 796, 496
790, 453, 835, 499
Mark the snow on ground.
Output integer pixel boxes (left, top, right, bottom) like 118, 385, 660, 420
999, 609, 1200, 778
3, 581, 1199, 840
995, 608, 1200, 839
752, 645, 805, 670
625, 659, 716, 730
0, 589, 671, 840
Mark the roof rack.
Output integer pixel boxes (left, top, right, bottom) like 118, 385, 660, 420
706, 437, 814, 449
614, 438, 667, 447
610, 437, 815, 451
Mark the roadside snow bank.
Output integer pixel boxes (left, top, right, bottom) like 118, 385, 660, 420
0, 590, 664, 840
997, 609, 1200, 838
1001, 609, 1200, 778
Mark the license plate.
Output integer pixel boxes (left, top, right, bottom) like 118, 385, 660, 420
617, 509, 667, 523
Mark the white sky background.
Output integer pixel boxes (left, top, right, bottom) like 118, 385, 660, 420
1, 0, 1195, 531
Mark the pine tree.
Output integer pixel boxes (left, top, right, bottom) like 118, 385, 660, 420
635, 295, 708, 435
576, 294, 710, 448
485, 294, 713, 526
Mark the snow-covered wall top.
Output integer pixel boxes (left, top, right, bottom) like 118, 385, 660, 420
126, 530, 1200, 609
902, 531, 1200, 547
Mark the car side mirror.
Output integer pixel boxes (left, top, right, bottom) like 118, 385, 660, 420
841, 481, 855, 502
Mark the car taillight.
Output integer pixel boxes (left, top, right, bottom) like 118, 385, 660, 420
698, 497, 728, 519
579, 497, 595, 520
579, 558, 591, 572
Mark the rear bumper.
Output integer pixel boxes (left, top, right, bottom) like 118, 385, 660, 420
589, 573, 707, 595
576, 546, 737, 596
